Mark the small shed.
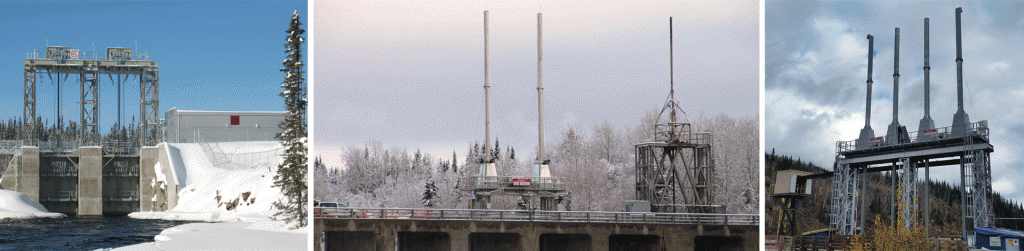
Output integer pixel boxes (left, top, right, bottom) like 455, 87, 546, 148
773, 170, 812, 195
975, 226, 1024, 251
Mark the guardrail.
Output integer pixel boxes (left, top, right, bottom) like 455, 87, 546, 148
103, 140, 138, 155
314, 207, 759, 226
105, 191, 140, 201
41, 191, 78, 202
459, 176, 566, 191
836, 121, 989, 153
36, 140, 80, 153
0, 140, 21, 154
654, 122, 713, 144
27, 49, 150, 61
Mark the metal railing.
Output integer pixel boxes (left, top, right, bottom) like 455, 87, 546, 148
27, 49, 150, 61
40, 166, 78, 177
314, 207, 759, 226
36, 140, 80, 153
653, 123, 713, 145
0, 140, 22, 154
105, 191, 140, 201
837, 121, 989, 153
459, 176, 566, 191
103, 140, 138, 155
41, 191, 77, 202
103, 164, 139, 177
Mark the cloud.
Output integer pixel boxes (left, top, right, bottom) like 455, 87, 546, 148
768, 1, 1024, 203
314, 0, 758, 165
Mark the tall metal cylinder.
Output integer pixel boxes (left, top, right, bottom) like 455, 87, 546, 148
866, 35, 874, 127
955, 7, 964, 113
893, 28, 900, 123
669, 17, 676, 122
537, 13, 544, 161
924, 18, 931, 117
484, 10, 491, 161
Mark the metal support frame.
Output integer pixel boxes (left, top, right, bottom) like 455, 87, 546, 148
23, 66, 37, 141
962, 146, 993, 244
22, 47, 159, 147
635, 129, 717, 213
898, 157, 917, 228
140, 67, 160, 146
830, 161, 859, 235
771, 194, 808, 236
80, 63, 100, 146
632, 17, 717, 214
831, 122, 993, 240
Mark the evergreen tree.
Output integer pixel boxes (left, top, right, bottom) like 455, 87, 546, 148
492, 138, 500, 161
272, 10, 307, 228
452, 151, 458, 173
422, 180, 438, 208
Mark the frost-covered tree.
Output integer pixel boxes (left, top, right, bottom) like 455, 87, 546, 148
313, 157, 330, 202
272, 10, 307, 228
321, 111, 757, 214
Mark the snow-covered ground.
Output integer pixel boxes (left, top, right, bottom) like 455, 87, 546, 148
0, 189, 65, 219
106, 141, 306, 250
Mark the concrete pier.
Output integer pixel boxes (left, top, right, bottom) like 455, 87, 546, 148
79, 146, 103, 216
139, 146, 159, 212
20, 147, 39, 202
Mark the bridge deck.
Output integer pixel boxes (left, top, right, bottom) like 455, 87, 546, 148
316, 208, 758, 251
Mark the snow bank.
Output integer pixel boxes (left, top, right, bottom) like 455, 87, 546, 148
0, 189, 65, 219
134, 141, 285, 222
110, 141, 304, 250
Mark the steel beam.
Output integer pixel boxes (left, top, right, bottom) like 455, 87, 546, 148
80, 62, 100, 146
139, 67, 160, 146
23, 66, 37, 141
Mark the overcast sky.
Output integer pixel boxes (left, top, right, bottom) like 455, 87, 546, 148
313, 0, 759, 168
766, 1, 1024, 203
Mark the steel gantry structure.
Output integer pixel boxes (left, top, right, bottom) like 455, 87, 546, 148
23, 46, 160, 147
634, 17, 719, 214
830, 8, 993, 245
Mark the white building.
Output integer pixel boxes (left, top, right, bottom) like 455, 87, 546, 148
164, 108, 288, 143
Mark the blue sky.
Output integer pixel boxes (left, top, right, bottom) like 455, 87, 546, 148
0, 1, 306, 130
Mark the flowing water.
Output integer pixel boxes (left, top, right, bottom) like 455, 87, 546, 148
0, 217, 188, 250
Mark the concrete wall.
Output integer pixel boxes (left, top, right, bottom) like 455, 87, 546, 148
317, 218, 758, 251
0, 154, 19, 190
139, 146, 159, 212
78, 146, 103, 216
20, 147, 39, 202
156, 143, 179, 210
7, 146, 166, 216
